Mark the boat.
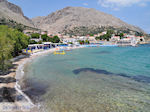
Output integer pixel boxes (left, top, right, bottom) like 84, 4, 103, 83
53, 50, 66, 55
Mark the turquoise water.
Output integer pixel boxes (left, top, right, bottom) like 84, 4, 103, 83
24, 44, 150, 112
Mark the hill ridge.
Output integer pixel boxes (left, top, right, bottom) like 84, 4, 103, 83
0, 0, 34, 27
32, 6, 144, 34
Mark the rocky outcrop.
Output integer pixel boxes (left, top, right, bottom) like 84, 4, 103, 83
0, 0, 34, 27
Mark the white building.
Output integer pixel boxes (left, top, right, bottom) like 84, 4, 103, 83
63, 38, 79, 44
102, 31, 107, 35
136, 36, 145, 42
110, 35, 120, 41
76, 36, 89, 41
88, 37, 97, 43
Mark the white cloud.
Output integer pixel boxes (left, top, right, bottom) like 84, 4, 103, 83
98, 0, 150, 9
83, 3, 88, 6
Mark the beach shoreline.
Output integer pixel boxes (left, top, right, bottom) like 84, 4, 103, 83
20, 44, 150, 112
0, 48, 57, 112
0, 46, 84, 112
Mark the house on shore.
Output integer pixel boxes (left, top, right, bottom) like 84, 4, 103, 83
63, 38, 79, 44
110, 35, 120, 42
110, 34, 145, 46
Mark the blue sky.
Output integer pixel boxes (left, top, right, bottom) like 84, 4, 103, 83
8, 0, 150, 33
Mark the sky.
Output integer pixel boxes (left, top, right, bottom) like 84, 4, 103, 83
8, 0, 150, 33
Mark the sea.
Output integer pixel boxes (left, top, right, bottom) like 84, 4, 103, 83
23, 44, 150, 112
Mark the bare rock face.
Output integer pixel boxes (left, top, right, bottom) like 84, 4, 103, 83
32, 7, 144, 34
0, 0, 34, 27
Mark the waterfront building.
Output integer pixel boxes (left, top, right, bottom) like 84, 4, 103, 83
23, 42, 62, 54
88, 36, 98, 43
30, 35, 42, 42
63, 38, 79, 44
77, 36, 89, 41
110, 35, 120, 42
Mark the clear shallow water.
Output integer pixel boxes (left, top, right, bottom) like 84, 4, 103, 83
24, 44, 150, 112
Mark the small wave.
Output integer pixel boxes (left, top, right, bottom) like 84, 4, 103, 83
15, 58, 36, 108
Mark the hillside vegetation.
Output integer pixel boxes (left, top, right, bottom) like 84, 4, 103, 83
0, 18, 39, 32
0, 25, 30, 74
63, 26, 144, 36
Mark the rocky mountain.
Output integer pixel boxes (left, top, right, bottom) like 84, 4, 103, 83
0, 0, 34, 27
0, 0, 144, 35
32, 7, 144, 35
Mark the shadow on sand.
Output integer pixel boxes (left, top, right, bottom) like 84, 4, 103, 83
0, 77, 16, 83
0, 87, 16, 102
0, 55, 30, 76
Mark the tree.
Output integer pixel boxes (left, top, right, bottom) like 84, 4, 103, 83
82, 40, 85, 44
135, 32, 143, 36
78, 40, 82, 44
119, 33, 124, 37
0, 25, 30, 56
78, 40, 85, 44
29, 40, 37, 44
95, 30, 114, 41
68, 42, 73, 44
41, 34, 49, 42
11, 30, 30, 56
95, 37, 100, 40
85, 40, 90, 44
0, 33, 13, 73
119, 33, 124, 39
50, 36, 60, 43
107, 30, 114, 35
0, 25, 30, 73
38, 40, 42, 44
31, 33, 40, 39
